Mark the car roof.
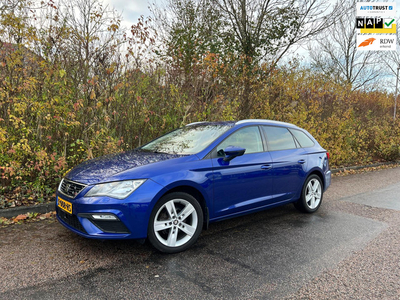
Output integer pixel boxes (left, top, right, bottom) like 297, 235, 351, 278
186, 119, 297, 128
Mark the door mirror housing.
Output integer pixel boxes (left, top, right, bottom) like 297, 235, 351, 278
223, 146, 246, 161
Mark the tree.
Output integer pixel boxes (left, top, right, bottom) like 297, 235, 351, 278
379, 25, 400, 119
380, 26, 400, 79
216, 0, 344, 65
309, 1, 382, 91
58, 0, 123, 88
151, 0, 228, 77
0, 0, 36, 45
152, 0, 346, 117
217, 0, 343, 116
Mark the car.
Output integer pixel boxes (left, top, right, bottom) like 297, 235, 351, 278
56, 119, 331, 253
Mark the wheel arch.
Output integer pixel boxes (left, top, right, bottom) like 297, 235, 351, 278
307, 168, 325, 189
159, 185, 210, 230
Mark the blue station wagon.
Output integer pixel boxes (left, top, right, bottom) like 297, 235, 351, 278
56, 119, 331, 253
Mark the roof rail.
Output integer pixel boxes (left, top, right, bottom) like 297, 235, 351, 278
236, 119, 295, 127
186, 122, 205, 126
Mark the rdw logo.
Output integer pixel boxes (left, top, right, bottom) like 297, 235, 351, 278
380, 38, 395, 44
358, 38, 376, 47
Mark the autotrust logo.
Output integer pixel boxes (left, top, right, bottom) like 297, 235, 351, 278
356, 2, 396, 17
358, 37, 376, 47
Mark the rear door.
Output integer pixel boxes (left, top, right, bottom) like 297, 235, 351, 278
261, 126, 308, 202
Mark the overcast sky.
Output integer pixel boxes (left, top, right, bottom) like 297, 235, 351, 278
103, 0, 152, 29
102, 0, 400, 23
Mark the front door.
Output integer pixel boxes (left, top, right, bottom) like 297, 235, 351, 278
211, 126, 274, 218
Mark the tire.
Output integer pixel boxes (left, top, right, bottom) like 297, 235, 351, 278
147, 192, 203, 253
294, 174, 323, 213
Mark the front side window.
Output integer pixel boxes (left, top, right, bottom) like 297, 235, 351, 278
141, 124, 232, 154
217, 126, 263, 155
262, 126, 297, 151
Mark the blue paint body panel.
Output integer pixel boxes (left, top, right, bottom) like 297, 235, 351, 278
57, 120, 331, 240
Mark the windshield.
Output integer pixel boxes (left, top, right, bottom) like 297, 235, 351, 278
140, 124, 232, 154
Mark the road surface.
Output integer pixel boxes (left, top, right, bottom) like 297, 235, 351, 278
1, 167, 400, 299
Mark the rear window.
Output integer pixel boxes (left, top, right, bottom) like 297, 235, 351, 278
289, 129, 315, 148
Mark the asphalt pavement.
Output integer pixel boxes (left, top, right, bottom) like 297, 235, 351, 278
1, 167, 400, 299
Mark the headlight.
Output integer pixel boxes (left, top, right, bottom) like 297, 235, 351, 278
85, 180, 146, 199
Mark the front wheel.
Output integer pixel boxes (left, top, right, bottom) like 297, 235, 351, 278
148, 192, 203, 253
294, 174, 323, 213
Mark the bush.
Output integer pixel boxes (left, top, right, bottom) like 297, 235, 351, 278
0, 4, 398, 205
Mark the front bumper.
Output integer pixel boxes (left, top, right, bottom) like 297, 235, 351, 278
56, 179, 166, 240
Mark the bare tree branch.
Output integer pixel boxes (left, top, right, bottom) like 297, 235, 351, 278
309, 0, 382, 90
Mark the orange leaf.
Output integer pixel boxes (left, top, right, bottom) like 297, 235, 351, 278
14, 214, 27, 221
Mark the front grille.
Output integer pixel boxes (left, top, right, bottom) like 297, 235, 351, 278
59, 178, 86, 198
89, 219, 130, 234
57, 208, 87, 234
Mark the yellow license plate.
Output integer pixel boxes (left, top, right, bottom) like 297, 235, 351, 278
58, 197, 72, 214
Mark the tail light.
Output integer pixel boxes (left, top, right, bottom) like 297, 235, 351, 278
326, 152, 330, 159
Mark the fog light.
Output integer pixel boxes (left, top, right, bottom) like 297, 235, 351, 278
91, 214, 118, 220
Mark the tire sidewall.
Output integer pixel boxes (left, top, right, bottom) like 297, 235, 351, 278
147, 192, 203, 253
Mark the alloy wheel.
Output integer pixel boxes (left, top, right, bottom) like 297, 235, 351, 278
305, 178, 322, 209
153, 199, 198, 248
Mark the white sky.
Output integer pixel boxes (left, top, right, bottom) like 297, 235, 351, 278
103, 0, 151, 29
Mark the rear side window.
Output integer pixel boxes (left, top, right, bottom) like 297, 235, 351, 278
262, 126, 297, 151
289, 129, 315, 148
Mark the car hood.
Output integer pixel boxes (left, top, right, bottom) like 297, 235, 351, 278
65, 150, 184, 184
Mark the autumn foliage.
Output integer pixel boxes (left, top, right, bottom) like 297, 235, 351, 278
0, 0, 399, 207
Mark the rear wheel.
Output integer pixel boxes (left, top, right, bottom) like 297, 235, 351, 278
294, 174, 323, 213
148, 192, 203, 253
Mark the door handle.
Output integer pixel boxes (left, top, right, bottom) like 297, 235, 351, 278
261, 164, 272, 170
298, 159, 306, 164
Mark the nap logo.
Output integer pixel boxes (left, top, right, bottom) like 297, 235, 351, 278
356, 17, 396, 33
356, 17, 383, 29
384, 18, 395, 28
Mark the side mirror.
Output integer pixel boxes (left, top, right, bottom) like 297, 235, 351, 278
223, 146, 246, 161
